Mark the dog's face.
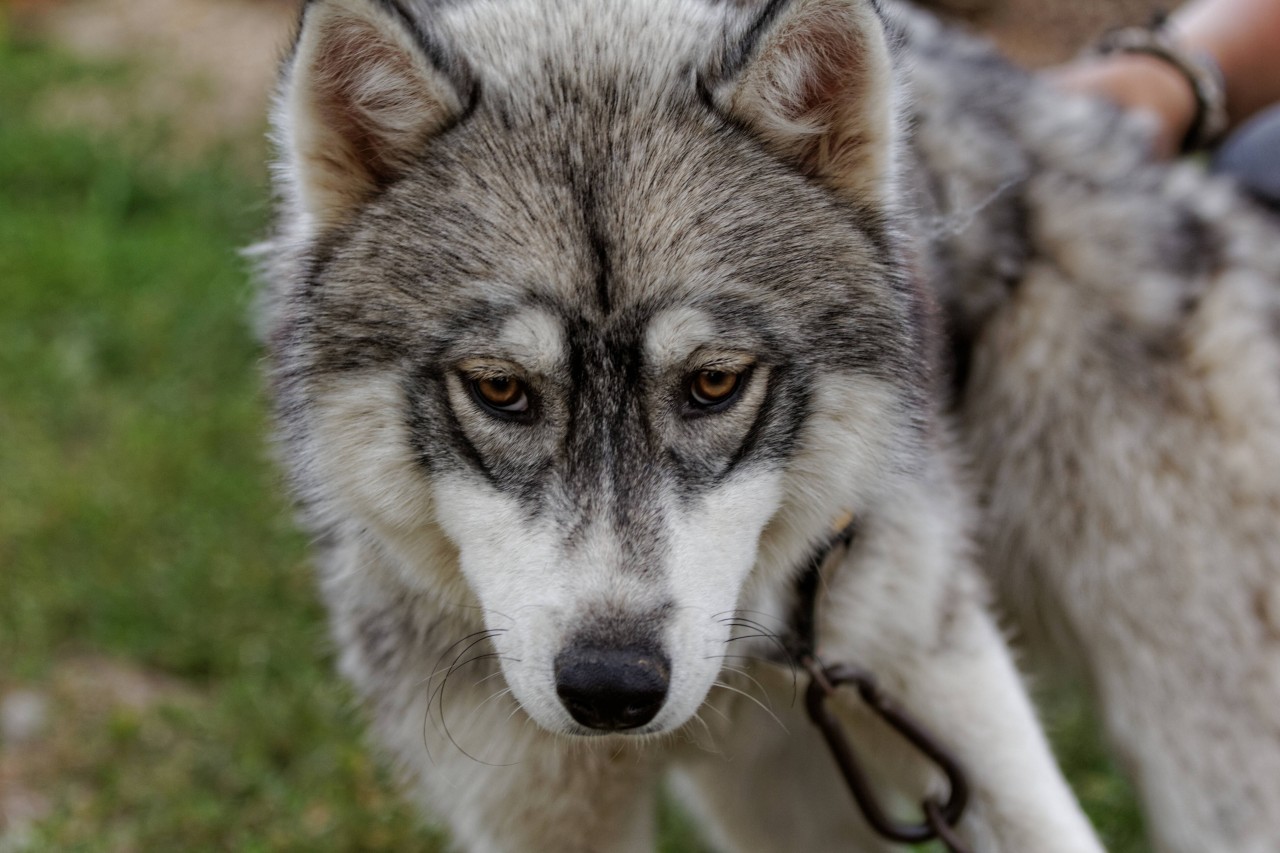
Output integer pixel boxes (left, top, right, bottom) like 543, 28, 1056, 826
268, 0, 927, 736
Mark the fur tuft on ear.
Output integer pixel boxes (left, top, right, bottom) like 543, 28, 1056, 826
709, 0, 899, 205
278, 0, 471, 227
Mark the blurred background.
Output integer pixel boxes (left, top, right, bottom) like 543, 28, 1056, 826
0, 0, 1163, 849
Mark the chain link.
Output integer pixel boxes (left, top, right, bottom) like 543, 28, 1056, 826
801, 655, 972, 853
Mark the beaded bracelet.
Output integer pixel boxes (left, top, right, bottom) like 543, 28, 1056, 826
1091, 14, 1229, 153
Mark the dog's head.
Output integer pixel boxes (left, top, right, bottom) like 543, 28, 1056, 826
266, 0, 930, 736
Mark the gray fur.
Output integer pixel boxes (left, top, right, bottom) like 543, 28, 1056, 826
258, 0, 1280, 850
896, 10, 1280, 851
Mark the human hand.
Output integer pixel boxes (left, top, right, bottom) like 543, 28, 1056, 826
1046, 52, 1198, 159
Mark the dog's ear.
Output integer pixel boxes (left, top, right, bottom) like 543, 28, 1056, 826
278, 0, 471, 227
708, 0, 898, 205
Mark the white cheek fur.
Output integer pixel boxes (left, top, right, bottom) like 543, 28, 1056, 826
654, 469, 786, 730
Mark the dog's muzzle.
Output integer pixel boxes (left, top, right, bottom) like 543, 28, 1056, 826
554, 644, 670, 731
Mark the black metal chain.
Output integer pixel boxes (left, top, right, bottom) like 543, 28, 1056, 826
787, 520, 973, 853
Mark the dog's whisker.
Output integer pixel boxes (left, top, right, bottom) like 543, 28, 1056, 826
471, 669, 507, 689
716, 617, 781, 639
437, 652, 521, 767
715, 614, 783, 635
421, 696, 436, 768
429, 651, 502, 715
709, 652, 799, 708
721, 625, 788, 645
715, 612, 776, 626
686, 710, 720, 754
720, 623, 789, 654
429, 632, 505, 683
421, 631, 504, 766
423, 636, 506, 751
732, 627, 778, 640
442, 602, 518, 624
473, 685, 514, 713
717, 608, 790, 628
714, 653, 778, 664
423, 629, 506, 686
718, 621, 795, 673
710, 680, 789, 734
719, 663, 772, 704
699, 698, 731, 725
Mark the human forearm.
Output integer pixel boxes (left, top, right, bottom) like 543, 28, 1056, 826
1172, 0, 1280, 130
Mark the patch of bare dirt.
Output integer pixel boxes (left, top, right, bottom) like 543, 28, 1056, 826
921, 0, 1180, 67
0, 657, 200, 847
13, 0, 297, 160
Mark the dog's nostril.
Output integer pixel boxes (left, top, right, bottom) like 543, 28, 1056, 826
554, 645, 670, 731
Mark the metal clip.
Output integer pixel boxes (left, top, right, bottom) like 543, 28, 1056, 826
802, 656, 972, 853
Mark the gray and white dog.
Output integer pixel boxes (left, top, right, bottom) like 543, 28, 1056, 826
257, 0, 1280, 850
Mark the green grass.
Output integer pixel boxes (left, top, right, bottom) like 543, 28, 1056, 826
0, 26, 1143, 852
0, 29, 439, 851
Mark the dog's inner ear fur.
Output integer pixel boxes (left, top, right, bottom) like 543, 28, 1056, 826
284, 0, 464, 226
712, 0, 897, 205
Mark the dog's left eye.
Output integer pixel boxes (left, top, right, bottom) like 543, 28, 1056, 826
687, 367, 747, 411
470, 376, 531, 417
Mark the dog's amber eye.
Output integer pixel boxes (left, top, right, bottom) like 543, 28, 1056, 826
472, 376, 529, 414
688, 369, 744, 409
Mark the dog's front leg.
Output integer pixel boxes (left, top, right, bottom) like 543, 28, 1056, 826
816, 470, 1103, 853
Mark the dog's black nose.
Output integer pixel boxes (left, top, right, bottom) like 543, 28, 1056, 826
554, 645, 670, 731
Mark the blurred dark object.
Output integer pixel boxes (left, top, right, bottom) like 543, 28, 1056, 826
1212, 105, 1280, 212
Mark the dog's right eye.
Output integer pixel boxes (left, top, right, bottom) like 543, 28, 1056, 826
469, 376, 531, 418
685, 366, 750, 414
